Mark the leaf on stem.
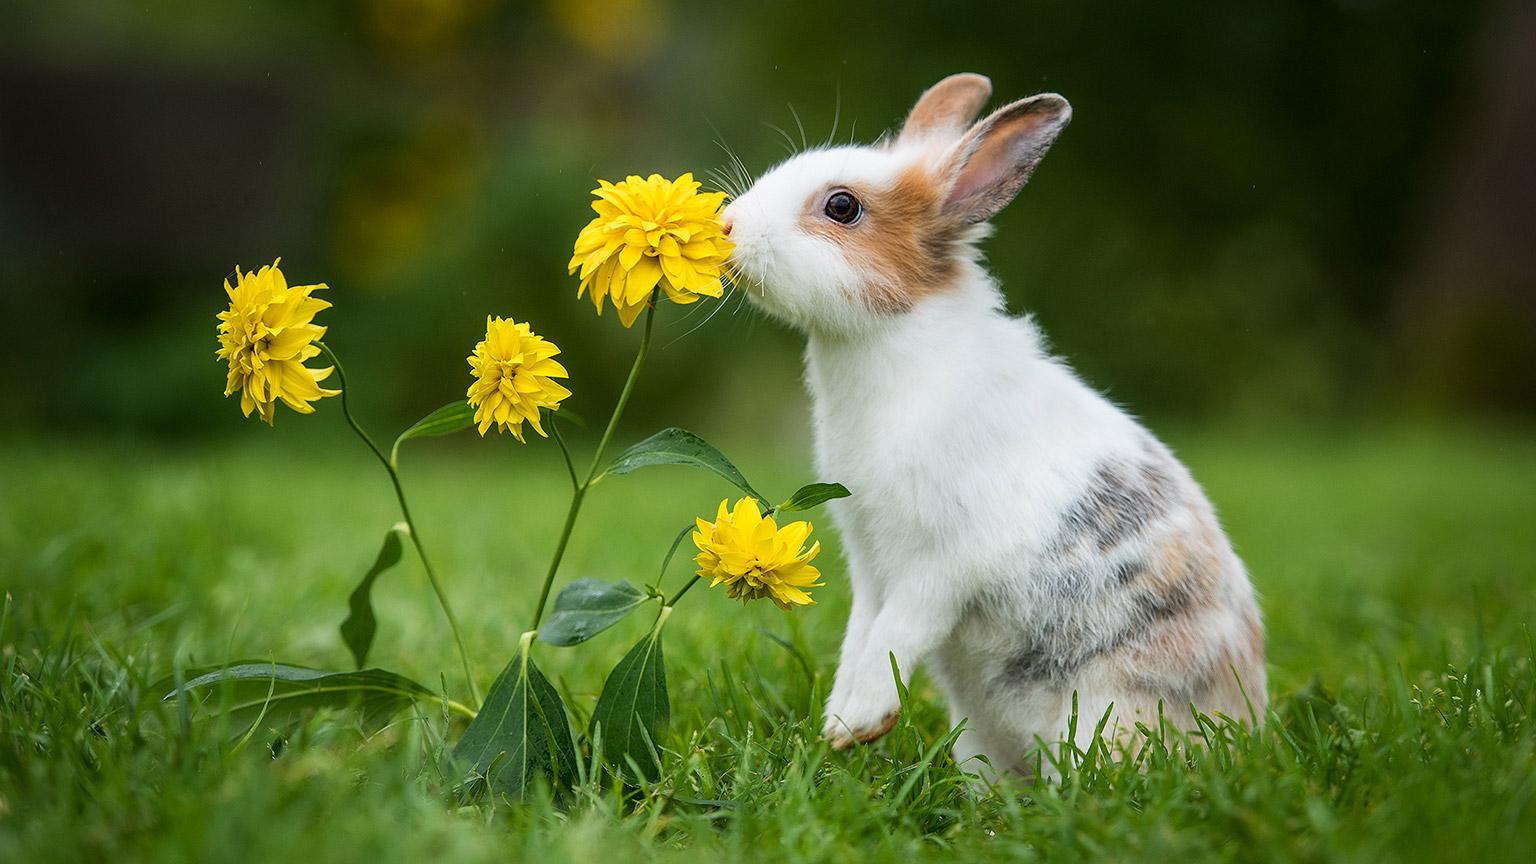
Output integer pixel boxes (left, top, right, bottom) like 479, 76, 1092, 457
538, 578, 652, 647
605, 428, 765, 502
453, 634, 577, 799
551, 406, 590, 429
590, 607, 671, 783
339, 523, 408, 669
159, 663, 434, 732
776, 482, 852, 513
390, 400, 475, 464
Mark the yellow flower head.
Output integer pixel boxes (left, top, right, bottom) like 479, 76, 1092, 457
216, 259, 340, 425
568, 173, 734, 327
693, 498, 824, 611
466, 315, 571, 441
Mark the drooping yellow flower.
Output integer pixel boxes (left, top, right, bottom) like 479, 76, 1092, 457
568, 173, 734, 327
216, 259, 340, 425
693, 498, 823, 610
466, 315, 571, 441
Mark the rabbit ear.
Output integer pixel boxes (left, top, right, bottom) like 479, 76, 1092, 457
897, 73, 993, 145
940, 93, 1071, 224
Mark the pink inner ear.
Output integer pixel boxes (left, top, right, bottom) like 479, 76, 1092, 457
944, 110, 1054, 209
945, 139, 1014, 207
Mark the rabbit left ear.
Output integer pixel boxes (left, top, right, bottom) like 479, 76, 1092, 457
897, 73, 993, 145
940, 93, 1071, 224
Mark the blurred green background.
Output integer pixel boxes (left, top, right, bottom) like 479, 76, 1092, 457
1, 0, 1533, 442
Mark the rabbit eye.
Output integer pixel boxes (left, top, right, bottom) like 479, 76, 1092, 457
824, 191, 862, 225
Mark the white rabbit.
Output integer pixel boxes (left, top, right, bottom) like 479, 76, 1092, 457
719, 73, 1266, 779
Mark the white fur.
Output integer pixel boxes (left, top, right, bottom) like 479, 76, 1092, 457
722, 93, 1265, 780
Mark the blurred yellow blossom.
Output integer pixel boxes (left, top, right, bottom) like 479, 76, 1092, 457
693, 498, 823, 610
568, 173, 733, 327
466, 315, 571, 440
216, 260, 340, 425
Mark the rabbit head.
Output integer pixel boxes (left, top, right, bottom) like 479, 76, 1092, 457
722, 73, 1071, 334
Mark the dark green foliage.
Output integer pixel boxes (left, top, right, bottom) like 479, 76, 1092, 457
538, 578, 653, 647
589, 613, 671, 782
390, 401, 475, 465
453, 640, 578, 800
339, 525, 408, 668
607, 428, 766, 502
776, 483, 851, 513
161, 662, 435, 733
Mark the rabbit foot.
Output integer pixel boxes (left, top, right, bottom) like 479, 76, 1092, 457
823, 710, 900, 749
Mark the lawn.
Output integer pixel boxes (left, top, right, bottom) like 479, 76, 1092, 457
3, 422, 1534, 862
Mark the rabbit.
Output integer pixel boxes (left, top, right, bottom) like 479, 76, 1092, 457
718, 73, 1267, 779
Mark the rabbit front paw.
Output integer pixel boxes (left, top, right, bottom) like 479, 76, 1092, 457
822, 678, 901, 748
822, 708, 900, 749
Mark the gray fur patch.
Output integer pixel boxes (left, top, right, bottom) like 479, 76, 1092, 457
1054, 456, 1179, 553
1000, 644, 1081, 686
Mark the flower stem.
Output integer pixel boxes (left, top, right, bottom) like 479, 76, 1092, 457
583, 301, 657, 483
317, 342, 481, 708
665, 575, 701, 607
527, 301, 657, 633
549, 417, 580, 493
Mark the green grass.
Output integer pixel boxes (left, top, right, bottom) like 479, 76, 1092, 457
3, 423, 1535, 862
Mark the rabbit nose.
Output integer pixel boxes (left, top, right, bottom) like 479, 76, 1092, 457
720, 216, 734, 237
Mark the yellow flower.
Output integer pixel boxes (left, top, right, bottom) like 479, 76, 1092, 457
215, 259, 340, 425
466, 315, 571, 440
693, 498, 824, 610
568, 173, 734, 327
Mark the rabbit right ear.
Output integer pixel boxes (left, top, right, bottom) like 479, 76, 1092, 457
897, 73, 993, 145
939, 93, 1071, 225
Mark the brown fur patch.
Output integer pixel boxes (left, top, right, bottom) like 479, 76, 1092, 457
1113, 522, 1267, 720
797, 166, 964, 314
1143, 522, 1224, 611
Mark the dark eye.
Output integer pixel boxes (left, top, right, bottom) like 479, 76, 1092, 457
824, 190, 862, 225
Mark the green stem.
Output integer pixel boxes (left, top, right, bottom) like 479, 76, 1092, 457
528, 485, 586, 634
318, 342, 481, 708
549, 416, 580, 493
666, 575, 701, 607
584, 301, 657, 483
526, 301, 657, 633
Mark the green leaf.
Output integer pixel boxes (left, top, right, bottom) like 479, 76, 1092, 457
776, 482, 852, 513
590, 607, 671, 783
606, 428, 765, 502
339, 523, 408, 669
538, 578, 652, 647
160, 662, 434, 732
454, 634, 577, 799
551, 406, 590, 429
390, 400, 475, 464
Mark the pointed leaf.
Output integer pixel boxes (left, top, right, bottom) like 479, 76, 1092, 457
454, 634, 577, 799
590, 607, 671, 783
776, 482, 852, 513
538, 578, 652, 647
606, 428, 765, 502
339, 523, 408, 669
390, 400, 475, 464
551, 406, 590, 429
159, 662, 433, 732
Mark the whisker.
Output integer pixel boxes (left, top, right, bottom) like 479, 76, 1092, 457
761, 120, 798, 157
787, 102, 808, 152
825, 82, 842, 148
705, 165, 741, 199
730, 149, 754, 191
664, 286, 735, 348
